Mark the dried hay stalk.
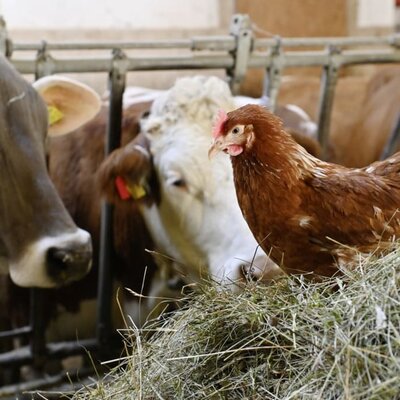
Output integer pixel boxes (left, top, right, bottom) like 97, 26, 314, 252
71, 248, 400, 400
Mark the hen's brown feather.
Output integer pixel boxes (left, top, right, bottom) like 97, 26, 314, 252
224, 105, 400, 278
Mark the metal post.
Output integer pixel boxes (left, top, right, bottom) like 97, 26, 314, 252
263, 36, 283, 112
35, 40, 55, 78
380, 113, 400, 160
30, 289, 47, 370
26, 64, 56, 374
228, 14, 252, 95
316, 45, 340, 159
96, 48, 127, 355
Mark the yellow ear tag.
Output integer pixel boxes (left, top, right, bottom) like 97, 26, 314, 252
48, 105, 64, 126
126, 184, 146, 200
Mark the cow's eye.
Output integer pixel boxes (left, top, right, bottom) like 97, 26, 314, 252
171, 178, 186, 188
165, 172, 187, 189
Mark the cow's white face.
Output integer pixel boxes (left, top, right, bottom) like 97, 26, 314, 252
99, 76, 282, 289
143, 118, 278, 287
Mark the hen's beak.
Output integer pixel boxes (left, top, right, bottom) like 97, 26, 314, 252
208, 138, 223, 159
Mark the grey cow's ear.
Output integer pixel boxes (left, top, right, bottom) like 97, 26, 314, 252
97, 133, 158, 205
33, 75, 101, 136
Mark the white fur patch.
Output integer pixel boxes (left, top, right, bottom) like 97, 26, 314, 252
134, 144, 150, 159
9, 229, 91, 288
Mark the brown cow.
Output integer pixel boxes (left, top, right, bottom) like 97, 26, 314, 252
0, 56, 99, 288
276, 74, 371, 166
342, 66, 400, 167
275, 68, 400, 167
3, 103, 160, 384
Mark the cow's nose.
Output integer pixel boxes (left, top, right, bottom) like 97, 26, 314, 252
46, 233, 92, 284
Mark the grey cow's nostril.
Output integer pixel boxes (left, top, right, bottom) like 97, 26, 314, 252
47, 246, 92, 284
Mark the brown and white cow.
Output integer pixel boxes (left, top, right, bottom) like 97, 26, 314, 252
0, 55, 100, 288
98, 76, 322, 295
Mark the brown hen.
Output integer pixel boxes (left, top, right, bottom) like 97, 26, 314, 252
209, 104, 400, 279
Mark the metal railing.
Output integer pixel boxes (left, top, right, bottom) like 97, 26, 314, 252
0, 12, 399, 395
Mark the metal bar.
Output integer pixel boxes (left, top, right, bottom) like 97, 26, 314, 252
29, 289, 48, 372
316, 46, 341, 159
0, 326, 32, 340
262, 36, 283, 112
27, 64, 54, 375
12, 54, 235, 74
0, 366, 98, 399
12, 36, 236, 52
380, 113, 400, 160
9, 33, 400, 53
9, 47, 400, 76
96, 48, 127, 355
0, 338, 97, 367
254, 34, 400, 49
35, 40, 55, 77
249, 48, 400, 68
228, 14, 252, 94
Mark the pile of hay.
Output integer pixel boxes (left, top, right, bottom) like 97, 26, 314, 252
72, 249, 400, 399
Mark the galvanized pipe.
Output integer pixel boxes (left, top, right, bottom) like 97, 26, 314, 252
9, 33, 400, 53
380, 113, 400, 160
9, 47, 400, 76
316, 46, 340, 159
263, 36, 283, 112
0, 326, 32, 340
12, 36, 236, 52
228, 14, 252, 94
254, 34, 400, 49
12, 54, 235, 74
96, 49, 127, 354
29, 289, 47, 369
0, 338, 97, 367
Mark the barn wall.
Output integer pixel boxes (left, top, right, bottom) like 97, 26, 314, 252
236, 0, 349, 37
236, 0, 396, 96
1, 0, 396, 95
1, 0, 234, 93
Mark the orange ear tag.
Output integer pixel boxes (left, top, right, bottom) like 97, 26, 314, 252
115, 176, 147, 200
115, 176, 131, 200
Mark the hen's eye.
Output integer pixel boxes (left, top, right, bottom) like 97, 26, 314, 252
232, 127, 240, 134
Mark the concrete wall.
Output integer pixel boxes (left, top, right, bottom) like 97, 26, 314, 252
1, 0, 234, 93
0, 0, 396, 95
2, 0, 224, 30
236, 0, 396, 96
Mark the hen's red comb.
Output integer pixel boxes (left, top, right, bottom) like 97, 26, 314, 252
212, 109, 228, 139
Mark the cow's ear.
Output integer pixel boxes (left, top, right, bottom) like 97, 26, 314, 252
97, 133, 156, 205
33, 76, 101, 137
